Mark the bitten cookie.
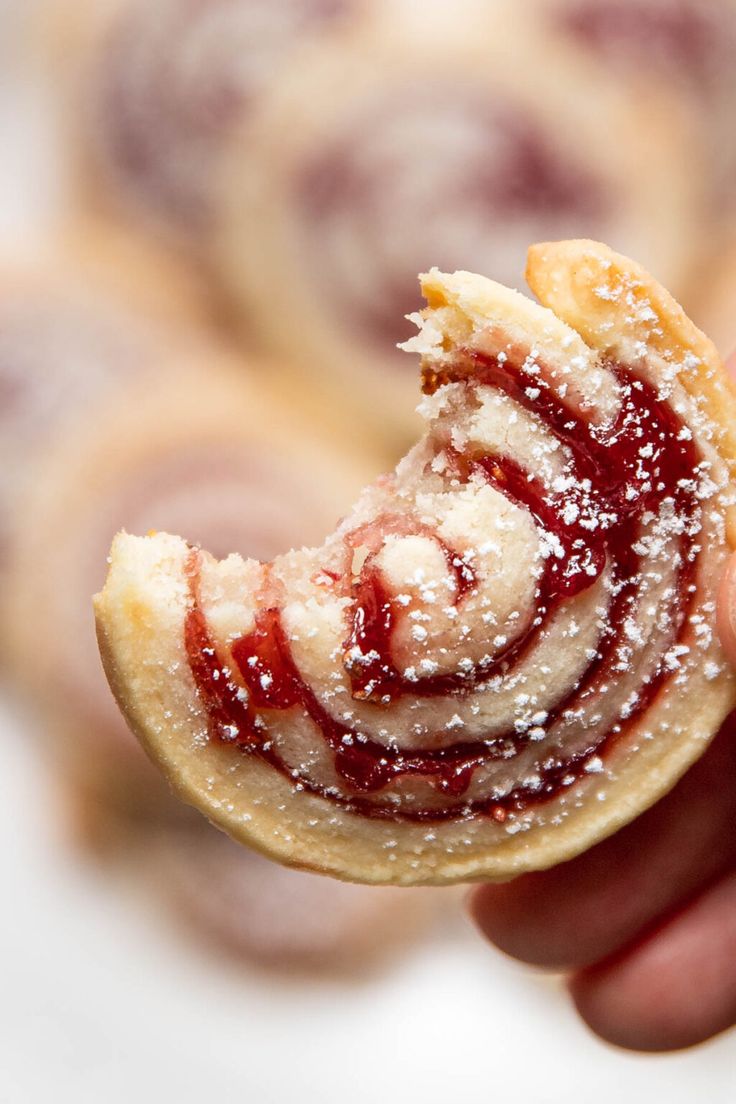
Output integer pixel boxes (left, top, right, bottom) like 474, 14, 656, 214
96, 241, 736, 885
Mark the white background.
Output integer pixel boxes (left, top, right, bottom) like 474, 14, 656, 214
2, 699, 734, 1103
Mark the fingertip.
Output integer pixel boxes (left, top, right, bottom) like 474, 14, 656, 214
568, 964, 686, 1053
568, 958, 727, 1054
466, 883, 514, 954
466, 881, 550, 967
568, 872, 736, 1053
467, 878, 582, 969
467, 881, 548, 966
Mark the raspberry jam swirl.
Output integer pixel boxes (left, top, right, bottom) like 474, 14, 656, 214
296, 87, 608, 352
184, 347, 726, 823
94, 0, 355, 232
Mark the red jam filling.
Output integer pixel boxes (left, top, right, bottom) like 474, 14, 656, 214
185, 351, 702, 822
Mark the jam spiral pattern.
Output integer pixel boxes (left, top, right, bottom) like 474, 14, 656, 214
96, 245, 736, 882
182, 334, 727, 824
92, 0, 356, 234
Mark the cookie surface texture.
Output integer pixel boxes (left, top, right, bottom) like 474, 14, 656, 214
95, 241, 736, 885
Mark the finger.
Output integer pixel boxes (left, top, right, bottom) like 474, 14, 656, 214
569, 869, 736, 1052
468, 719, 736, 969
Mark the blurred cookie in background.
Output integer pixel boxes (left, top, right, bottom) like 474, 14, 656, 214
147, 826, 440, 973
2, 336, 429, 970
697, 240, 736, 360
525, 0, 736, 223
214, 12, 702, 444
0, 221, 207, 587
41, 0, 369, 255
3, 360, 376, 836
38, 0, 711, 450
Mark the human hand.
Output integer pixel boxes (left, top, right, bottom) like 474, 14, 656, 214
468, 352, 736, 1053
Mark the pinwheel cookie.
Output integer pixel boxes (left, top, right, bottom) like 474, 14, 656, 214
96, 241, 736, 885
215, 15, 699, 438
44, 0, 365, 247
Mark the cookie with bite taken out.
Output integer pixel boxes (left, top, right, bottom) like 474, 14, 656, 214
95, 241, 736, 885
